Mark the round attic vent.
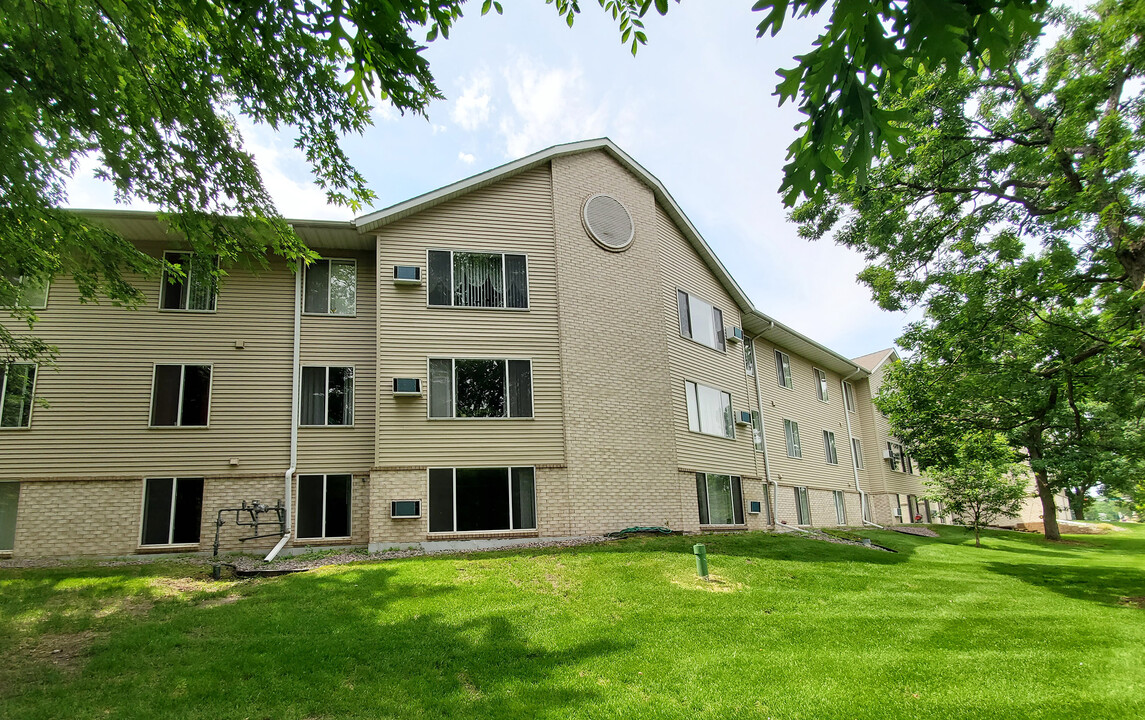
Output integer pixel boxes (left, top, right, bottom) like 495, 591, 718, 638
582, 194, 634, 251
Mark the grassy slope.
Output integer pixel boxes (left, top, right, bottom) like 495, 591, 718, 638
2, 524, 1143, 720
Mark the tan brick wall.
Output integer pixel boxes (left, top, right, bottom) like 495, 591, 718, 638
13, 480, 142, 557
550, 153, 682, 536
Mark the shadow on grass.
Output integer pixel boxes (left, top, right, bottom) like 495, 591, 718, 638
983, 560, 1145, 607
7, 563, 628, 719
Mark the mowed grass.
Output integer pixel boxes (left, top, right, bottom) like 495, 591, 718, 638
2, 524, 1144, 720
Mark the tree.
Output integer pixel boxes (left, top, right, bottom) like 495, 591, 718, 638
924, 430, 1031, 547
795, 1, 1145, 355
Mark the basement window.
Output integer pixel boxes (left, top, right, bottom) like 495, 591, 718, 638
0, 482, 18, 551
696, 473, 744, 526
834, 490, 847, 525
141, 477, 204, 546
297, 474, 352, 539
150, 364, 211, 427
795, 486, 811, 525
428, 467, 536, 533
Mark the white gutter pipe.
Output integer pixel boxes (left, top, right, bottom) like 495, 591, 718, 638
747, 330, 776, 526
266, 257, 302, 561
841, 369, 882, 528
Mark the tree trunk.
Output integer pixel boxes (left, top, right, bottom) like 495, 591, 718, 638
974, 522, 981, 547
1025, 436, 1061, 541
1066, 485, 1089, 521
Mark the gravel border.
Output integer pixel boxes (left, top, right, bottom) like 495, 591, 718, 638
890, 526, 940, 537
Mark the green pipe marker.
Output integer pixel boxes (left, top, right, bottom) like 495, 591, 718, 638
693, 543, 709, 579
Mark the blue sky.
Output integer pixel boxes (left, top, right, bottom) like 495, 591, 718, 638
66, 1, 917, 359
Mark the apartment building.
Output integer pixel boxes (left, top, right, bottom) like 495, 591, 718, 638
0, 139, 930, 558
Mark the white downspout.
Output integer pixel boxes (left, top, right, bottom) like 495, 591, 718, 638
842, 369, 882, 528
266, 259, 302, 561
749, 323, 781, 526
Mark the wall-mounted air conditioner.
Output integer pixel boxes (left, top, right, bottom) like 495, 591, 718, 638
748, 501, 762, 515
391, 500, 421, 518
736, 410, 752, 426
893, 507, 902, 517
882, 448, 894, 459
726, 326, 744, 343
393, 265, 422, 285
392, 377, 423, 396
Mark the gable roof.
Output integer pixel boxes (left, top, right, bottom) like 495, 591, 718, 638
356, 138, 867, 377
851, 348, 898, 373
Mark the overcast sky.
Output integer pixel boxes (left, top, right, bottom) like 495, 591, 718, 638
66, 1, 918, 359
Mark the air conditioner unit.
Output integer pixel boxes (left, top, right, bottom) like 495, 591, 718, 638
726, 326, 744, 343
391, 500, 421, 519
392, 377, 422, 396
882, 448, 894, 459
748, 500, 762, 515
736, 410, 752, 425
893, 507, 902, 517
393, 265, 422, 285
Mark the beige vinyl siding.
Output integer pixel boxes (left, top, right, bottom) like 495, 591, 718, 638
297, 250, 376, 473
754, 338, 860, 492
657, 206, 758, 479
865, 364, 926, 495
0, 244, 294, 479
850, 376, 885, 494
374, 167, 564, 467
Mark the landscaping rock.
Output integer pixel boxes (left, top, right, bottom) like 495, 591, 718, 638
890, 526, 940, 537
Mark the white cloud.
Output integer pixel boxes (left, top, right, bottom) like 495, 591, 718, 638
498, 56, 611, 158
372, 99, 398, 123
450, 72, 493, 131
458, 152, 476, 164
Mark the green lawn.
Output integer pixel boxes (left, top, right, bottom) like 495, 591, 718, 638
2, 524, 1144, 719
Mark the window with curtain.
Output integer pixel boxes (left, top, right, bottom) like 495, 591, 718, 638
300, 366, 354, 426
427, 250, 528, 309
685, 381, 734, 439
428, 358, 532, 418
784, 419, 802, 458
428, 467, 536, 532
823, 430, 838, 464
795, 487, 811, 525
150, 364, 211, 427
813, 368, 829, 402
304, 259, 356, 315
161, 251, 217, 311
695, 473, 744, 525
775, 350, 793, 389
677, 289, 725, 351
0, 364, 37, 428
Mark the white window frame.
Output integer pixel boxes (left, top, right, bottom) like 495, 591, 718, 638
813, 368, 829, 403
775, 350, 793, 390
427, 357, 534, 420
148, 363, 213, 428
843, 381, 857, 413
852, 437, 864, 469
823, 430, 838, 464
795, 486, 811, 525
696, 472, 745, 526
784, 418, 802, 458
10, 276, 49, 309
834, 490, 847, 525
750, 410, 763, 452
426, 466, 538, 534
299, 365, 356, 427
303, 257, 358, 317
159, 251, 218, 313
425, 249, 531, 311
677, 288, 726, 353
887, 442, 905, 472
0, 363, 37, 430
743, 338, 755, 377
295, 473, 353, 540
138, 477, 204, 547
684, 380, 735, 439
